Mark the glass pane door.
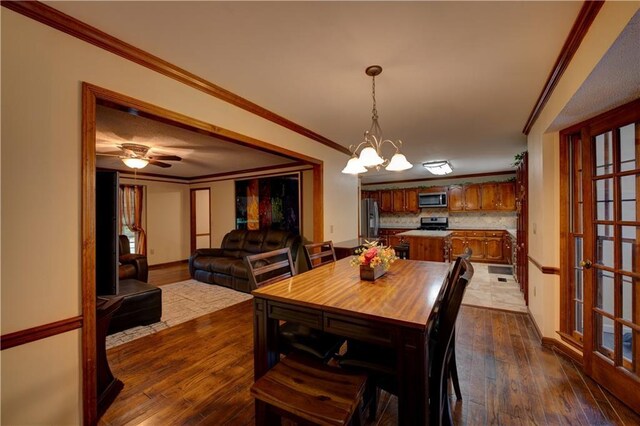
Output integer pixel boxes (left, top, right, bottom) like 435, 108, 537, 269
584, 119, 640, 408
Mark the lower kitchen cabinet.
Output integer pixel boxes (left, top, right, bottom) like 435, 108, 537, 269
447, 230, 509, 263
405, 236, 446, 262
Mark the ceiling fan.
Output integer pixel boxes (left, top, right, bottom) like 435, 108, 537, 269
97, 143, 182, 169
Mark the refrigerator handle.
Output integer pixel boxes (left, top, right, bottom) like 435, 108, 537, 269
373, 201, 379, 238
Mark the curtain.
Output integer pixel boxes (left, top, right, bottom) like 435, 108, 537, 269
120, 184, 147, 255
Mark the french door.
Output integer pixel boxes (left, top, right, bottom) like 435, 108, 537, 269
575, 102, 640, 411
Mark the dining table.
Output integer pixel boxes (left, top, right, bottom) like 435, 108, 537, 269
252, 257, 450, 425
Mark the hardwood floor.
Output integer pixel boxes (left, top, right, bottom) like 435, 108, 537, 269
100, 302, 640, 425
148, 261, 191, 286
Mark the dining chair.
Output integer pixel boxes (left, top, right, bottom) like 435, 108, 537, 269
245, 248, 344, 361
251, 352, 367, 426
430, 257, 474, 426
303, 241, 337, 270
338, 256, 471, 420
245, 247, 296, 288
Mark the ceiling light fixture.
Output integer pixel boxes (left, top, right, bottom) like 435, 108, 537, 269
121, 157, 149, 169
342, 65, 412, 175
423, 161, 453, 175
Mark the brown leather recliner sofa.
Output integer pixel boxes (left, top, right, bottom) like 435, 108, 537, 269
189, 229, 301, 293
118, 235, 148, 282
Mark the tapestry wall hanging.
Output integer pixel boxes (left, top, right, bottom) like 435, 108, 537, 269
235, 173, 300, 234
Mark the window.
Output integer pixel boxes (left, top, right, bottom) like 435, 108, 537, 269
119, 184, 146, 255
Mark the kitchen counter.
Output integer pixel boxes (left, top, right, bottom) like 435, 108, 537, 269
397, 230, 452, 237
379, 224, 418, 229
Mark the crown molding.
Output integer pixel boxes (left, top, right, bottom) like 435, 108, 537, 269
2, 1, 351, 156
522, 1, 604, 135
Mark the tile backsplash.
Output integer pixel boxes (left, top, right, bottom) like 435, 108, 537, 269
380, 209, 517, 229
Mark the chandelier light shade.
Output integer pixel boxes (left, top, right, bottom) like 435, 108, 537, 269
423, 161, 453, 175
341, 156, 368, 174
341, 65, 412, 175
122, 157, 149, 169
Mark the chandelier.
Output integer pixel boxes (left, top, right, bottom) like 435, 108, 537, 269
342, 65, 412, 175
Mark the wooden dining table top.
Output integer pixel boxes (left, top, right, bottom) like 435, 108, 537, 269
252, 258, 450, 330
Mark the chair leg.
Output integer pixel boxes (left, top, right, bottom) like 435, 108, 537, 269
449, 350, 462, 400
363, 382, 379, 420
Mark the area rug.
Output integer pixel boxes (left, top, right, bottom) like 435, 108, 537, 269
106, 280, 252, 349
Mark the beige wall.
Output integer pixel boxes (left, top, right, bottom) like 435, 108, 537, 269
363, 173, 516, 191
121, 177, 191, 265
1, 9, 358, 424
526, 2, 639, 342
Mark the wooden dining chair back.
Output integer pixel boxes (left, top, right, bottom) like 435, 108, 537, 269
251, 353, 367, 426
303, 241, 337, 270
245, 247, 295, 289
429, 257, 474, 426
248, 247, 345, 361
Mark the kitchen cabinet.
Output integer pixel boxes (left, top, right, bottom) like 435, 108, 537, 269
448, 186, 464, 211
448, 184, 481, 211
379, 190, 393, 213
485, 231, 504, 261
463, 185, 482, 210
390, 188, 419, 213
496, 182, 516, 210
480, 182, 516, 211
361, 190, 379, 203
448, 182, 516, 212
405, 236, 446, 262
503, 234, 514, 265
404, 188, 420, 213
447, 230, 509, 263
378, 228, 411, 246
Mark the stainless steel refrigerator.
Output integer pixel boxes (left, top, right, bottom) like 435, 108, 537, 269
360, 199, 380, 239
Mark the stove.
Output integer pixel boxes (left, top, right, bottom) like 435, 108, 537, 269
418, 216, 448, 231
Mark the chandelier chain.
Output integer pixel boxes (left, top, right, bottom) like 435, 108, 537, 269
371, 75, 378, 121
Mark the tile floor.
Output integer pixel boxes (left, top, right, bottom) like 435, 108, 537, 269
462, 263, 527, 312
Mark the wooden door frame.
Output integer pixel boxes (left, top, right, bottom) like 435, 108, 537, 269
81, 82, 324, 424
558, 98, 640, 412
190, 188, 211, 253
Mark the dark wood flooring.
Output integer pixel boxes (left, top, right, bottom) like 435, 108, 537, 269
148, 261, 191, 286
99, 296, 639, 425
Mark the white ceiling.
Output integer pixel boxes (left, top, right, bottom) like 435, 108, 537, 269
550, 10, 640, 132
49, 1, 586, 183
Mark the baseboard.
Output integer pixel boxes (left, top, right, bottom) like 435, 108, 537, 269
461, 303, 527, 315
527, 307, 543, 342
149, 259, 188, 270
542, 337, 584, 364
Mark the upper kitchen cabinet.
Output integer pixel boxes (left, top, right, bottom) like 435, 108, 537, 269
361, 190, 379, 203
448, 181, 515, 212
496, 182, 516, 210
448, 186, 465, 211
385, 188, 420, 213
379, 190, 393, 213
404, 188, 420, 213
464, 184, 482, 210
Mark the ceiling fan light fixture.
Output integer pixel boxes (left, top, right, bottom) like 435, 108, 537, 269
385, 153, 413, 172
122, 157, 149, 169
422, 161, 453, 175
343, 65, 412, 175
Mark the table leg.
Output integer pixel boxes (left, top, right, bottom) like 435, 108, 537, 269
253, 297, 279, 380
396, 329, 429, 425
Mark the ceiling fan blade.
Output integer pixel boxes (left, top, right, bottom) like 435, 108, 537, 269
97, 151, 123, 157
148, 155, 181, 161
148, 160, 172, 168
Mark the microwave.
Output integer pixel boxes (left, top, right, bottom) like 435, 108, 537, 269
418, 192, 447, 208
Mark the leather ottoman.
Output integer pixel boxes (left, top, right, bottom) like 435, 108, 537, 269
105, 279, 162, 335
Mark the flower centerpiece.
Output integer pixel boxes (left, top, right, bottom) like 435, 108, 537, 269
350, 240, 399, 281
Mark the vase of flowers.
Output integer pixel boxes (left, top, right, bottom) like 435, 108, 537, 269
350, 241, 399, 281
